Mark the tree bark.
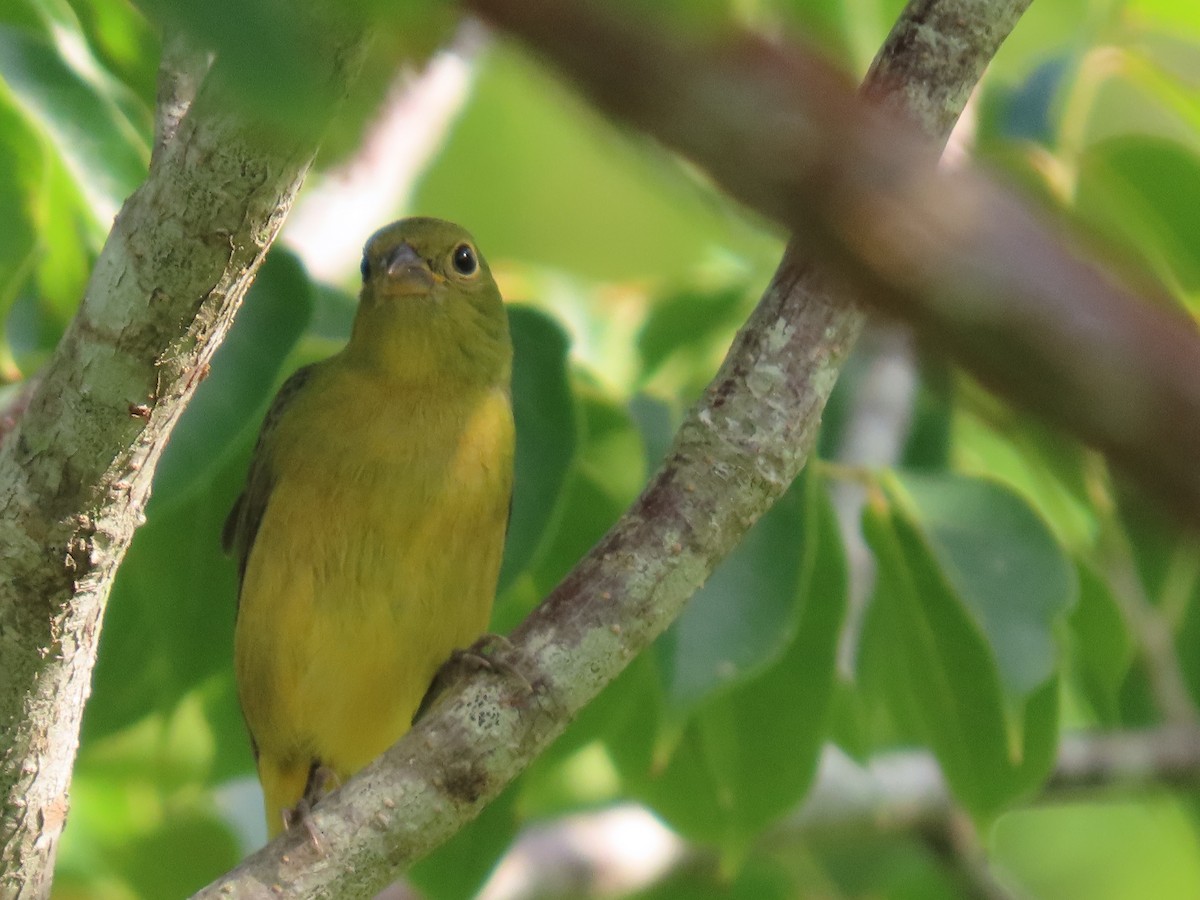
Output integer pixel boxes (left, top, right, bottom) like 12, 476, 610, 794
0, 31, 364, 898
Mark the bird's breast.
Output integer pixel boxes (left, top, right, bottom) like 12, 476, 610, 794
254, 368, 514, 613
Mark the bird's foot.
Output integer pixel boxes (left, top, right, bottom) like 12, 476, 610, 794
452, 634, 533, 692
416, 633, 536, 721
282, 798, 324, 853
282, 764, 340, 853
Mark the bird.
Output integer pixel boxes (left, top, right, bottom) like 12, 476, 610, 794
222, 217, 515, 839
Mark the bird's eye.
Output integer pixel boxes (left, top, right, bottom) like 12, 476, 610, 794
360, 253, 371, 282
452, 243, 478, 276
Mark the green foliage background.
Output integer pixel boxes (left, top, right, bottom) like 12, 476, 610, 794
3, 0, 1200, 896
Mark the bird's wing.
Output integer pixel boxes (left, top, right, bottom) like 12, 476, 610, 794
222, 364, 318, 591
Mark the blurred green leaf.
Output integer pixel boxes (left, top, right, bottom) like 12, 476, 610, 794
634, 851, 798, 900
900, 357, 954, 470
1075, 137, 1200, 303
415, 43, 779, 283
508, 383, 645, 612
636, 281, 749, 393
0, 95, 40, 362
953, 398, 1097, 549
864, 473, 1068, 818
138, 0, 438, 137
1068, 561, 1136, 725
656, 476, 811, 713
628, 472, 847, 846
498, 305, 578, 591
0, 23, 148, 219
993, 799, 1200, 900
886, 471, 1077, 698
65, 0, 163, 106
61, 694, 243, 897
84, 446, 244, 742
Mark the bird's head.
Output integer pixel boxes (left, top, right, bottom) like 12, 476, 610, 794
351, 217, 511, 383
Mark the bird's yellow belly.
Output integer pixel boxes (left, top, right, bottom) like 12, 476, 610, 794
233, 382, 512, 827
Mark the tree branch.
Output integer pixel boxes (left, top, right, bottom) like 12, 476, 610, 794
469, 0, 1200, 529
478, 727, 1200, 899
0, 25, 365, 897
196, 1, 1030, 896
151, 29, 211, 164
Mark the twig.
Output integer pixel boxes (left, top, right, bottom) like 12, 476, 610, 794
479, 729, 1200, 900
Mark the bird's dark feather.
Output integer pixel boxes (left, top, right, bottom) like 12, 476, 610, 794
223, 364, 319, 592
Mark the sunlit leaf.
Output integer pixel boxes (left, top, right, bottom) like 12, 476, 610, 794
0, 23, 148, 220
1075, 137, 1200, 305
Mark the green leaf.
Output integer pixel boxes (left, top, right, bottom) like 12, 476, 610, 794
84, 447, 245, 741
636, 281, 750, 393
63, 692, 243, 894
0, 93, 41, 357
498, 305, 578, 591
628, 471, 848, 846
953, 400, 1096, 548
992, 800, 1200, 900
863, 473, 1068, 818
1068, 561, 1135, 725
63, 0, 161, 105
139, 0, 416, 136
1075, 137, 1200, 304
0, 23, 148, 221
656, 475, 811, 712
503, 383, 645, 623
886, 471, 1077, 698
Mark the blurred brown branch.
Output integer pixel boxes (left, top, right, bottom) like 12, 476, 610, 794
468, 0, 1200, 528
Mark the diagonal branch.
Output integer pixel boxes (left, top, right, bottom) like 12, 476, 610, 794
0, 24, 366, 897
195, 1, 1030, 896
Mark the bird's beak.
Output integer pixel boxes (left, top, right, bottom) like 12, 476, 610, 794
382, 242, 436, 295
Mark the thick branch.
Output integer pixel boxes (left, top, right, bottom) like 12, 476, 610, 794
196, 1, 1029, 896
0, 28, 365, 898
469, 0, 1200, 528
151, 29, 211, 163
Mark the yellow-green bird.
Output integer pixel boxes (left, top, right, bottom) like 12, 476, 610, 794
223, 217, 514, 838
